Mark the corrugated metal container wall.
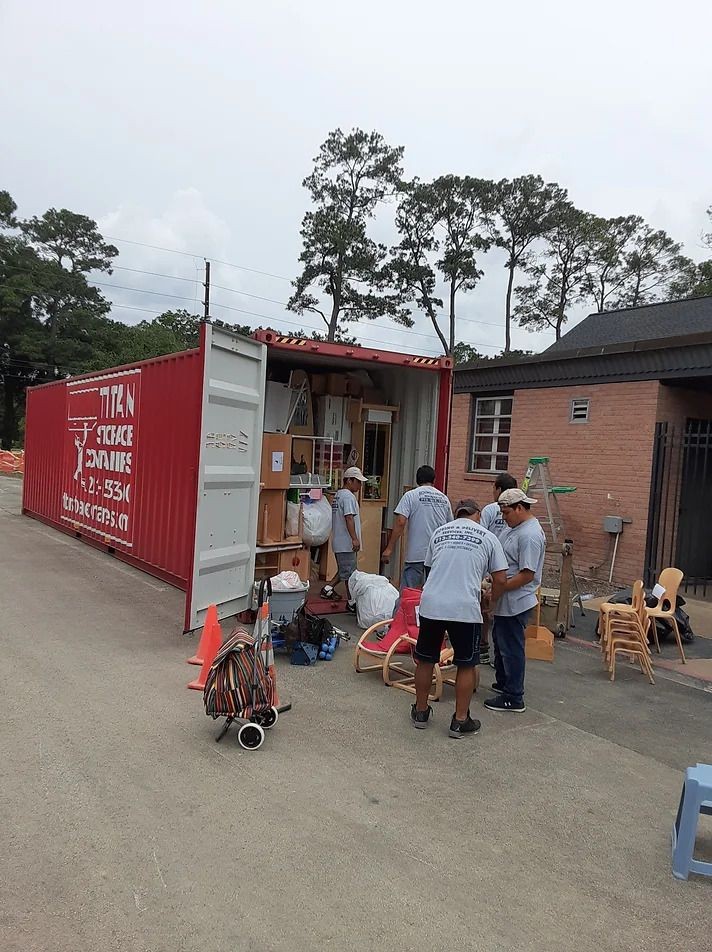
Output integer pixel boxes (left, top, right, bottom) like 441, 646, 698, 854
23, 348, 203, 588
383, 367, 439, 516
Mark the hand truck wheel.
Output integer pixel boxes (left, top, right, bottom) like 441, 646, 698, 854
260, 706, 279, 729
237, 722, 265, 750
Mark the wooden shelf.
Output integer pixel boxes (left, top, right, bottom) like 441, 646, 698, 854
256, 543, 303, 553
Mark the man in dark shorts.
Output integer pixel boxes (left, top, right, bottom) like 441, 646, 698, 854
411, 499, 507, 738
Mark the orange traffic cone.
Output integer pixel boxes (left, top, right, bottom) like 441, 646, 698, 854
187, 604, 220, 666
268, 664, 280, 707
187, 612, 223, 691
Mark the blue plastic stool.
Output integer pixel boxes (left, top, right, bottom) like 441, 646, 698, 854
672, 763, 712, 880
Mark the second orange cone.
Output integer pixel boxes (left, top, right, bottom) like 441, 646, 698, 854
187, 604, 220, 666
187, 606, 223, 691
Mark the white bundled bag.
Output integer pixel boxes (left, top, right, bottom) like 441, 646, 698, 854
301, 496, 332, 547
348, 570, 399, 631
270, 571, 304, 592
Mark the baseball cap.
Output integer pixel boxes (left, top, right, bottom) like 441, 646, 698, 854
498, 488, 537, 506
343, 466, 368, 482
454, 498, 481, 517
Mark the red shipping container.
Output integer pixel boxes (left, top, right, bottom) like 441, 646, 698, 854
23, 324, 453, 631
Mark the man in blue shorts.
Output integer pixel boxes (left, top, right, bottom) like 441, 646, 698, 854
411, 499, 507, 738
382, 464, 453, 591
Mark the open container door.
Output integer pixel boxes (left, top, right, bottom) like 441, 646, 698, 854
185, 324, 266, 631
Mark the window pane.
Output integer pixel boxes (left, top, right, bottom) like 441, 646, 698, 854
477, 418, 495, 434
477, 399, 496, 416
475, 436, 494, 454
497, 418, 511, 434
499, 398, 513, 415
496, 454, 509, 470
495, 436, 510, 454
474, 454, 495, 471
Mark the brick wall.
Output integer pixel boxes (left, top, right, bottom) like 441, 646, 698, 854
448, 381, 661, 585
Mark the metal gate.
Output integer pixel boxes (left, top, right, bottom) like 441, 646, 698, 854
644, 419, 712, 595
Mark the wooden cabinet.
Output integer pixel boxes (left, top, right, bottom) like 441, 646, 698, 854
360, 501, 385, 574
255, 545, 310, 582
261, 433, 292, 490
257, 489, 285, 545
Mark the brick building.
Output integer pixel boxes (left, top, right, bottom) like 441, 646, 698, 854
448, 296, 712, 589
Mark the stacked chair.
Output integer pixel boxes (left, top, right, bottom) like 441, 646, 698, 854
598, 579, 655, 684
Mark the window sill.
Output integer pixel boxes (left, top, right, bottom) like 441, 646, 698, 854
464, 472, 497, 481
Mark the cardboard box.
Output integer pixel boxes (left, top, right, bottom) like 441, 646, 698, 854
311, 374, 328, 396
525, 624, 555, 662
362, 387, 385, 404
326, 373, 347, 397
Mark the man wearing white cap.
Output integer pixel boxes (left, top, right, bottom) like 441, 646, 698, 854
321, 466, 368, 611
484, 488, 545, 714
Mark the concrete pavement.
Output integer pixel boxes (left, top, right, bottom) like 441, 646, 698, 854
2, 475, 712, 952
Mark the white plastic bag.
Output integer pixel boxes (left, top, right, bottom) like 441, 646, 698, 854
286, 501, 301, 538
348, 570, 399, 630
302, 496, 332, 546
270, 571, 305, 592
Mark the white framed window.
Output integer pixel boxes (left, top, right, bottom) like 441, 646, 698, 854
470, 395, 512, 472
570, 398, 590, 423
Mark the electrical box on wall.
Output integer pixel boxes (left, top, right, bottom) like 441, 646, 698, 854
603, 515, 623, 534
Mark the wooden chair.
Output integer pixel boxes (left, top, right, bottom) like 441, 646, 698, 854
353, 620, 456, 702
646, 567, 686, 664
605, 591, 655, 684
598, 580, 648, 654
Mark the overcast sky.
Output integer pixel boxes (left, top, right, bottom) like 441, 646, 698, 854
2, 0, 711, 357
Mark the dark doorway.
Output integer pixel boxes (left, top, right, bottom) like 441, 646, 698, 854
676, 420, 712, 581
645, 419, 712, 595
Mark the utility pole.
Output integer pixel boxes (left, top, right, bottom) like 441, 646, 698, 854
203, 260, 211, 321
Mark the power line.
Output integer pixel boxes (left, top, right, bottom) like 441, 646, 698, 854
105, 236, 293, 283
6, 259, 510, 332
4, 270, 504, 354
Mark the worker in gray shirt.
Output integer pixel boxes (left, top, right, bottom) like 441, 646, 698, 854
484, 488, 546, 714
382, 465, 453, 591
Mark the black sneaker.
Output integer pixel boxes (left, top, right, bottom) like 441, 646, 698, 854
346, 602, 357, 614
449, 714, 481, 739
484, 695, 526, 714
411, 704, 433, 729
490, 682, 504, 694
479, 647, 491, 666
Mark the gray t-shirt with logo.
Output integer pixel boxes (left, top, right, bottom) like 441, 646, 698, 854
331, 489, 361, 553
395, 485, 453, 563
420, 519, 508, 624
495, 517, 546, 617
480, 501, 509, 539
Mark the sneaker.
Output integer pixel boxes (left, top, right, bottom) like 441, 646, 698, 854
320, 585, 336, 599
448, 713, 482, 739
490, 682, 504, 694
488, 655, 496, 669
483, 695, 526, 714
479, 647, 491, 666
411, 704, 433, 729
346, 601, 357, 614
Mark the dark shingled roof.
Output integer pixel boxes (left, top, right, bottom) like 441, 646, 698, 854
544, 296, 712, 355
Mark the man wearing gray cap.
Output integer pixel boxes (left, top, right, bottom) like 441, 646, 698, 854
322, 466, 368, 611
484, 488, 546, 714
411, 499, 507, 738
